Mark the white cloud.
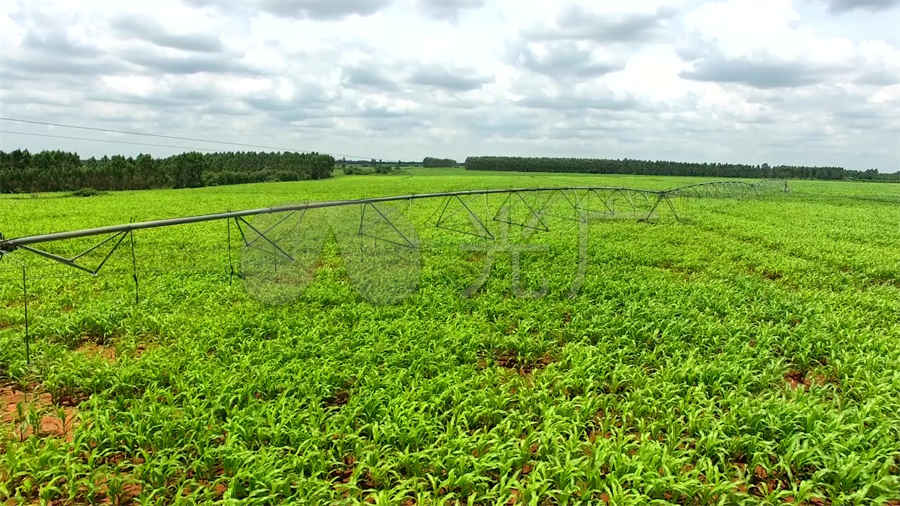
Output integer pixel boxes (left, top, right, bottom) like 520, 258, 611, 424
0, 0, 898, 171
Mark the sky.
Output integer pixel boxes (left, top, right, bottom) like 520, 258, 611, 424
1, 0, 899, 170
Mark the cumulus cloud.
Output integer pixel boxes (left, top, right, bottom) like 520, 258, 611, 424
242, 84, 334, 118
1, 0, 899, 170
418, 0, 484, 22
1, 29, 127, 81
342, 66, 401, 92
22, 31, 100, 57
517, 92, 638, 112
512, 41, 624, 77
857, 70, 900, 85
186, 0, 393, 19
261, 0, 391, 19
530, 6, 676, 43
120, 49, 265, 76
87, 83, 229, 109
408, 65, 492, 91
3, 57, 126, 78
679, 55, 841, 88
824, 0, 900, 12
111, 16, 223, 52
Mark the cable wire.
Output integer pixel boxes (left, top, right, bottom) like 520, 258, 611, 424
1, 116, 297, 151
0, 116, 378, 159
0, 130, 219, 152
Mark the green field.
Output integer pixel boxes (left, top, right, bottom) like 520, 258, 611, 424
1, 168, 899, 504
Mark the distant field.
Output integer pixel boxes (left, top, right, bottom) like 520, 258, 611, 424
1, 168, 899, 504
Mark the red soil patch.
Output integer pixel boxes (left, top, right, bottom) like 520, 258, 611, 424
495, 351, 555, 375
324, 389, 350, 408
76, 342, 117, 362
330, 454, 376, 491
784, 370, 827, 391
357, 470, 377, 490
748, 465, 792, 498
331, 455, 356, 484
761, 269, 783, 281
95, 479, 143, 504
587, 430, 612, 443
121, 483, 143, 501
1, 385, 78, 441
134, 343, 157, 357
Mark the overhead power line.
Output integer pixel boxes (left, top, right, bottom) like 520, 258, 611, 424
0, 130, 218, 152
0, 116, 380, 160
0, 116, 297, 151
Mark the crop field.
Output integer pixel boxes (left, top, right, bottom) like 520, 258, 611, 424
0, 168, 899, 504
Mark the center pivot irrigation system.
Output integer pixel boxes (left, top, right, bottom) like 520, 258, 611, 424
1, 180, 788, 362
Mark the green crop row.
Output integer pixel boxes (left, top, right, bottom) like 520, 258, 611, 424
0, 168, 897, 504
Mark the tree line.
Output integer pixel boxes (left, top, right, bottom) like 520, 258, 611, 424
338, 157, 458, 168
465, 156, 899, 181
340, 158, 419, 167
0, 150, 335, 193
422, 157, 458, 167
